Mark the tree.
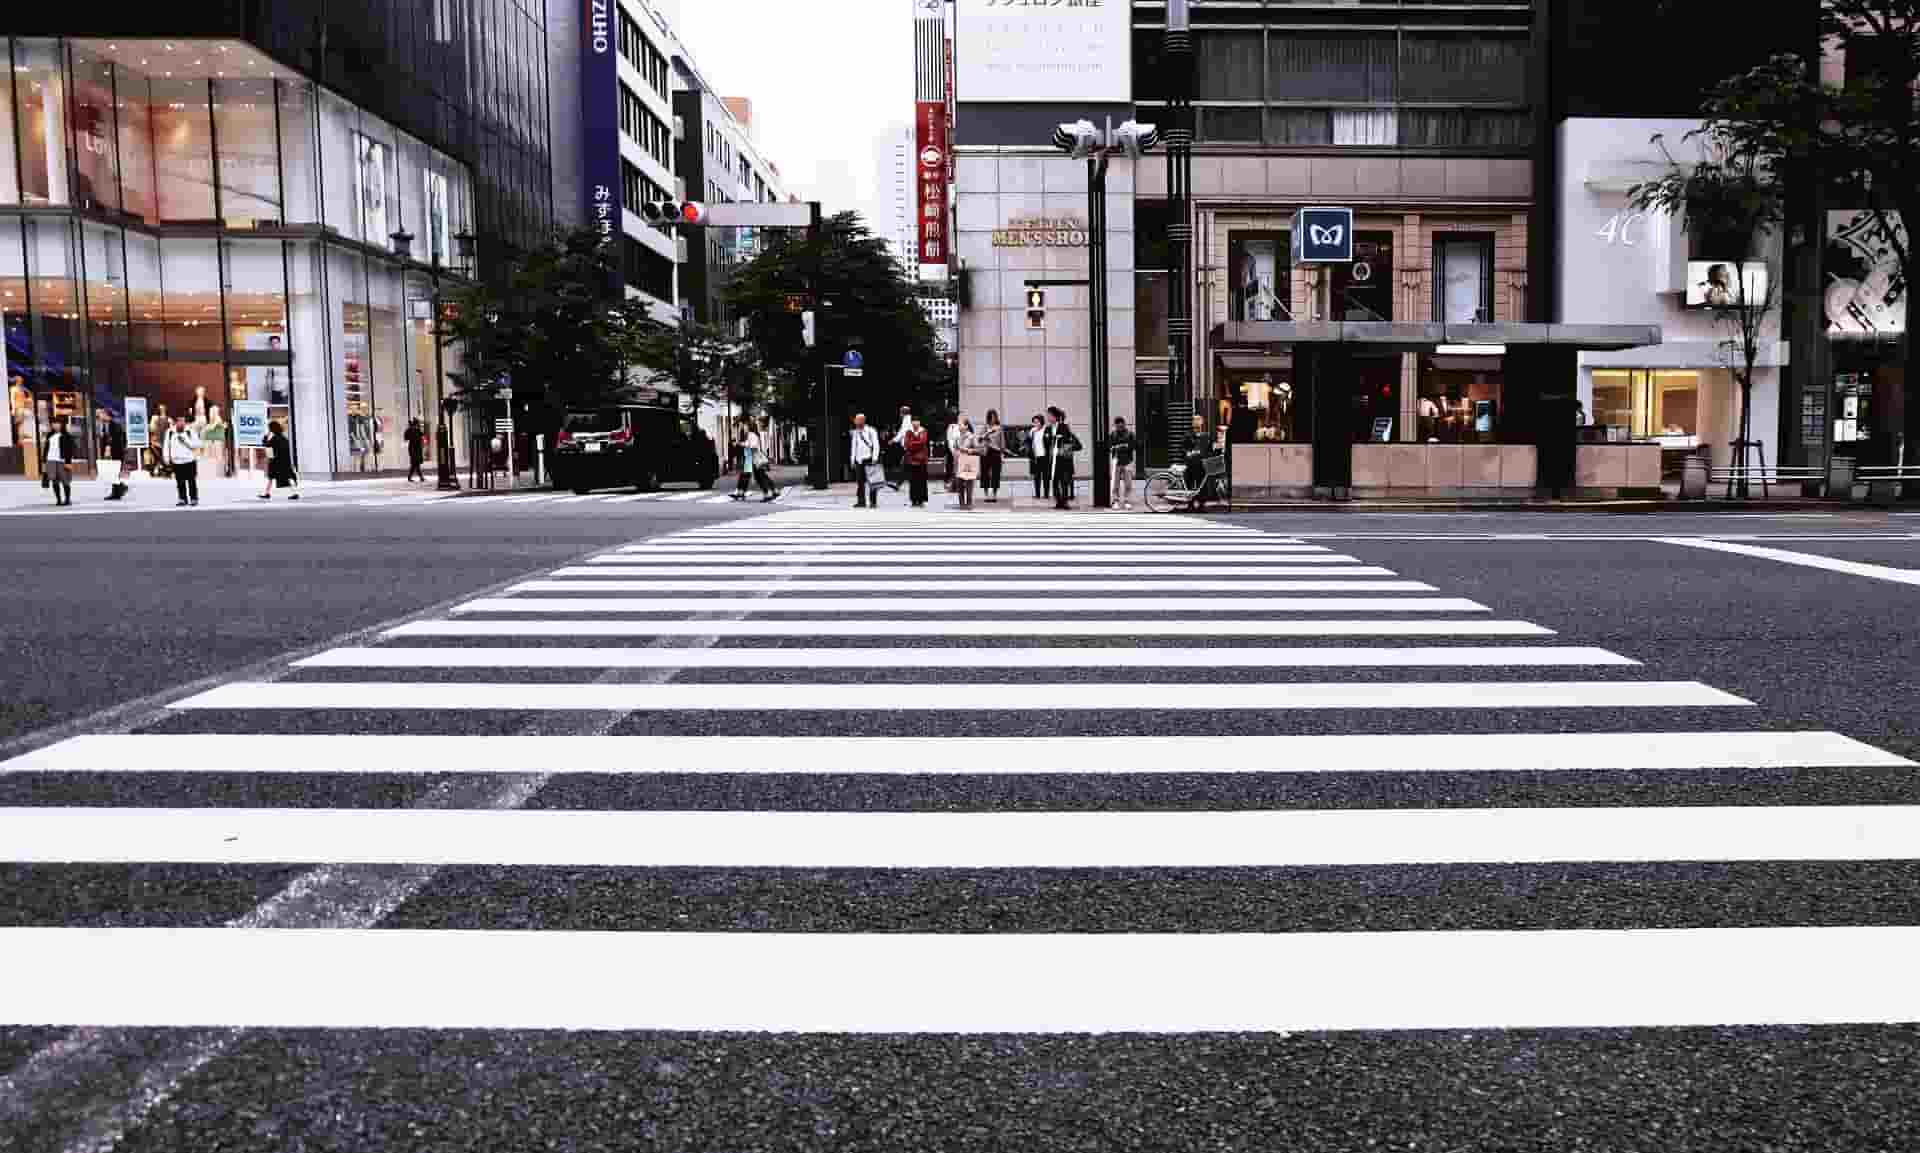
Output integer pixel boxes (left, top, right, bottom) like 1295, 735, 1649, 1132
628, 318, 743, 418
1669, 2, 1920, 479
1630, 128, 1786, 495
725, 211, 953, 469
439, 227, 666, 414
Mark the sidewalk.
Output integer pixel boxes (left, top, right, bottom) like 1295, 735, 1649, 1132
0, 471, 443, 511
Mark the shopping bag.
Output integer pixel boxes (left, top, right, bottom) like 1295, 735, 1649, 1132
97, 460, 121, 486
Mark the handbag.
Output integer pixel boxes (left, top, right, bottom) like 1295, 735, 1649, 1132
98, 460, 121, 486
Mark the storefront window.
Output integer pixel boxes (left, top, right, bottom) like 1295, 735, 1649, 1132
152, 77, 217, 222
329, 246, 374, 470
1589, 369, 1702, 447
368, 261, 408, 466
79, 222, 128, 421
277, 79, 320, 225
1224, 374, 1297, 443
1333, 232, 1394, 321
123, 231, 162, 356
23, 215, 87, 462
69, 48, 120, 214
159, 238, 222, 358
213, 79, 281, 223
1136, 271, 1168, 357
1, 219, 33, 474
13, 40, 69, 206
286, 240, 326, 476
1349, 355, 1402, 443
1228, 232, 1290, 322
1420, 351, 1504, 443
116, 70, 157, 224
0, 48, 18, 204
1434, 234, 1493, 323
318, 90, 359, 237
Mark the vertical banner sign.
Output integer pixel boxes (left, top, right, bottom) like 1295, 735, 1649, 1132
125, 397, 149, 448
582, 0, 622, 287
916, 100, 948, 269
232, 400, 270, 448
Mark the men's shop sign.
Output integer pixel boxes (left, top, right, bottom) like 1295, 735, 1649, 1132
992, 217, 1088, 247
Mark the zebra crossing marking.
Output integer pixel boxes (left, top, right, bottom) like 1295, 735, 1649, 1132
452, 595, 1491, 614
559, 564, 1400, 578
508, 578, 1436, 593
382, 617, 1556, 639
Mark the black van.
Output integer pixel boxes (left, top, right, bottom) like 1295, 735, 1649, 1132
550, 396, 721, 493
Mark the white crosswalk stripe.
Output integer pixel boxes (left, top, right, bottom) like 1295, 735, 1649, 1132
3, 504, 1917, 1127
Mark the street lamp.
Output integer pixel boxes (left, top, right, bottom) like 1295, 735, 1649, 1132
1052, 117, 1158, 508
1165, 0, 1195, 456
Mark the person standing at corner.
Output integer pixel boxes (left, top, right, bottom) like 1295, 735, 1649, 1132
952, 416, 980, 510
259, 420, 300, 500
978, 409, 1005, 503
848, 412, 882, 509
43, 416, 76, 506
1046, 406, 1081, 510
165, 414, 202, 507
104, 415, 129, 501
404, 418, 427, 483
903, 416, 931, 507
1108, 416, 1138, 511
730, 426, 755, 501
944, 412, 962, 493
750, 422, 780, 502
1028, 414, 1049, 501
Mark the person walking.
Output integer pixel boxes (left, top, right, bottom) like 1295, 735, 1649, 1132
165, 414, 201, 506
103, 416, 130, 501
730, 426, 755, 501
903, 416, 932, 507
43, 416, 76, 506
404, 418, 427, 482
258, 419, 300, 500
1046, 406, 1082, 510
944, 413, 962, 493
750, 423, 780, 502
1028, 414, 1049, 501
979, 410, 1005, 503
848, 412, 882, 509
1108, 416, 1138, 511
952, 416, 980, 509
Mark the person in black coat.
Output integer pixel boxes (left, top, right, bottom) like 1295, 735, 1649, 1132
105, 418, 129, 500
258, 420, 299, 500
1044, 406, 1082, 509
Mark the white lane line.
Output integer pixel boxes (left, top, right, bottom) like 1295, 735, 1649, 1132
561, 565, 1398, 578
10, 804, 1917, 868
10, 926, 1920, 1031
385, 618, 1554, 639
7, 730, 1899, 777
495, 494, 561, 504
297, 645, 1634, 670
661, 490, 718, 501
552, 494, 613, 504
1659, 537, 1920, 587
452, 596, 1491, 614
702, 495, 739, 504
594, 553, 1364, 564
618, 545, 1339, 555
602, 493, 665, 503
508, 579, 1437, 594
173, 680, 1751, 712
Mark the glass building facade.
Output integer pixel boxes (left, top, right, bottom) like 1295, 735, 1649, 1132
1, 3, 552, 480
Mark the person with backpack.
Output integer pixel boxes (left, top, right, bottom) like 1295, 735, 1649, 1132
1108, 416, 1138, 511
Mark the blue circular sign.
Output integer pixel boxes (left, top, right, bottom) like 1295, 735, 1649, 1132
843, 350, 864, 369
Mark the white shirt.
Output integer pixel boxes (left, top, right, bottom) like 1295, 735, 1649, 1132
848, 424, 879, 464
897, 413, 913, 444
165, 427, 201, 465
44, 431, 64, 463
1030, 428, 1046, 459
946, 424, 962, 453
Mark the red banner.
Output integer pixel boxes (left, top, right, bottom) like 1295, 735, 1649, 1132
915, 99, 948, 269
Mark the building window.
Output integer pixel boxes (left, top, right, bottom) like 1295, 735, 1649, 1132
1420, 351, 1506, 443
1332, 232, 1394, 322
1434, 234, 1494, 323
623, 235, 673, 302
1591, 369, 1704, 446
1229, 232, 1291, 322
619, 84, 672, 167
622, 158, 670, 223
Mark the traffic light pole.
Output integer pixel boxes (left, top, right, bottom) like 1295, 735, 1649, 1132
1087, 147, 1111, 509
807, 201, 830, 490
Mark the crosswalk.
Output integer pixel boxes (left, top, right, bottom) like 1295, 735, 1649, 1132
2, 509, 1917, 1141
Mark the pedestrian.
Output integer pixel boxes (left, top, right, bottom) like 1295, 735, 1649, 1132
404, 417, 426, 482
903, 416, 931, 507
1046, 406, 1081, 510
104, 415, 129, 501
750, 422, 780, 501
944, 412, 962, 492
258, 419, 300, 500
1109, 416, 1138, 511
730, 425, 754, 501
42, 416, 76, 506
979, 409, 1005, 503
953, 416, 980, 509
165, 414, 201, 506
1028, 414, 1049, 500
848, 412, 882, 509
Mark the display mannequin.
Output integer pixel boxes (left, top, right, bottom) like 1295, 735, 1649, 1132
204, 405, 229, 475
149, 405, 169, 475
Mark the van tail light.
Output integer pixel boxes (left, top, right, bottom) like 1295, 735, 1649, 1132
609, 427, 634, 445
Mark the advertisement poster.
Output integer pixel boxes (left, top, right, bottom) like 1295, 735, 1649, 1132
353, 133, 389, 244
1825, 210, 1907, 336
1236, 239, 1281, 321
424, 170, 451, 267
245, 331, 291, 406
955, 0, 1131, 103
915, 100, 948, 268
233, 400, 269, 448
125, 396, 149, 448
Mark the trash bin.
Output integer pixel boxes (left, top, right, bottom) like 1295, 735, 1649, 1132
1679, 454, 1709, 500
1829, 456, 1856, 500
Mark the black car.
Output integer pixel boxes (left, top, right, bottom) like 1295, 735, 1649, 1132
551, 400, 720, 493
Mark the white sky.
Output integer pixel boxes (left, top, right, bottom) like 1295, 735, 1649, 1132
667, 0, 916, 232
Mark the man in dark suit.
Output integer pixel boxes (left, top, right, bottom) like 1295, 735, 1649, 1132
105, 417, 129, 500
1044, 406, 1081, 509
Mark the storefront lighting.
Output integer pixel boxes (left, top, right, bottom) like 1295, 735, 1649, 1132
1434, 344, 1506, 356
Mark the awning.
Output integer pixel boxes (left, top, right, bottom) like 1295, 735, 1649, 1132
1217, 321, 1662, 351
1216, 352, 1294, 374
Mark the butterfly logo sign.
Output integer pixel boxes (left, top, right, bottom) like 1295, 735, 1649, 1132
1309, 224, 1344, 248
1293, 207, 1355, 263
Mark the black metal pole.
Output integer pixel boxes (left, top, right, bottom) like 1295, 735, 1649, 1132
1089, 150, 1111, 508
808, 201, 829, 489
1165, 13, 1194, 454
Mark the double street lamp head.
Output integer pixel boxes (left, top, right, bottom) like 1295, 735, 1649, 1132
1052, 119, 1161, 160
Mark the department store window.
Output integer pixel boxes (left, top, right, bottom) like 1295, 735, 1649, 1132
0, 53, 17, 203
151, 78, 216, 223
1229, 231, 1291, 322
1434, 234, 1494, 323
116, 71, 156, 222
13, 39, 69, 205
213, 79, 282, 224
69, 47, 119, 214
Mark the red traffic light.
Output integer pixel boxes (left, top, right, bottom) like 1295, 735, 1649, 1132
679, 201, 706, 225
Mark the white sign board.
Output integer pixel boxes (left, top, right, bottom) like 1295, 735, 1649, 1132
232, 400, 269, 448
955, 0, 1131, 103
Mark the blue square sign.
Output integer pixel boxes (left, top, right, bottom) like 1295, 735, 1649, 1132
1291, 207, 1354, 264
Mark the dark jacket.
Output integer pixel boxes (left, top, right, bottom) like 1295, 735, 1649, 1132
404, 423, 425, 459
1109, 428, 1136, 466
107, 421, 127, 457
1045, 422, 1081, 463
267, 432, 296, 480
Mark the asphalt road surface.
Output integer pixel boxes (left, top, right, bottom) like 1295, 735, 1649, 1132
2, 500, 1919, 1152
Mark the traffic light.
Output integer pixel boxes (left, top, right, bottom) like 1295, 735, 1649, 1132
640, 201, 707, 227
1025, 287, 1045, 331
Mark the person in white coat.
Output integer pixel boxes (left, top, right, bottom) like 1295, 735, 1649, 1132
164, 414, 202, 506
848, 412, 882, 509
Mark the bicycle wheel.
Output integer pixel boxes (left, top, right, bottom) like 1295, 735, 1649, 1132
1143, 472, 1178, 513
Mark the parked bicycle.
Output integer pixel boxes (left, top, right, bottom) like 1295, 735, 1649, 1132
1143, 453, 1228, 512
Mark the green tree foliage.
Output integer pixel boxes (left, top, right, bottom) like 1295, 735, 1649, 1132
725, 212, 953, 428
627, 319, 746, 417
